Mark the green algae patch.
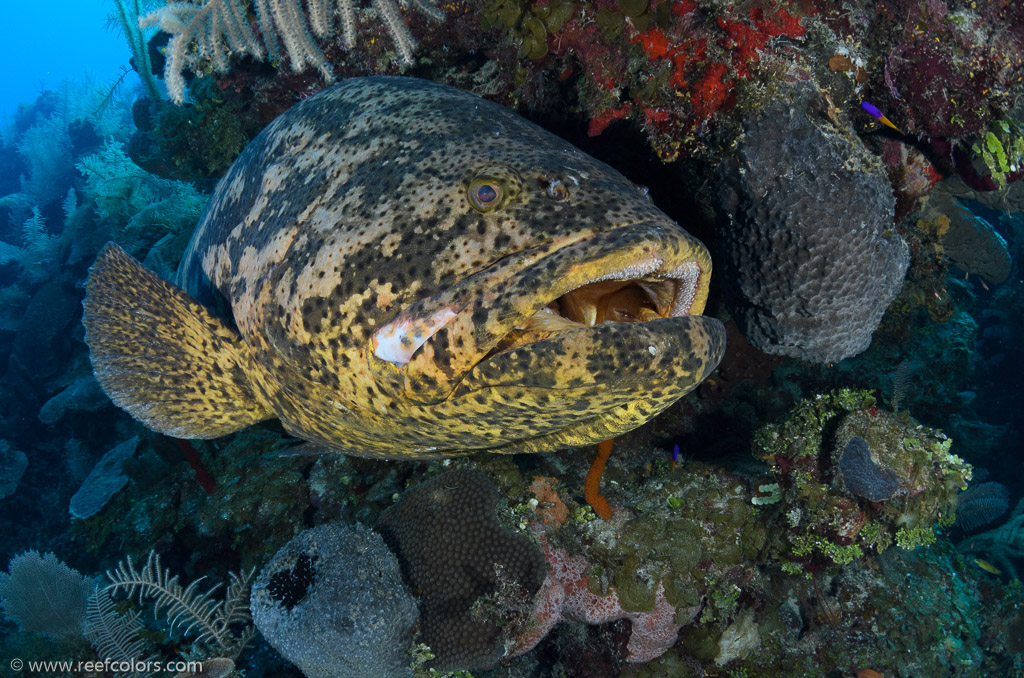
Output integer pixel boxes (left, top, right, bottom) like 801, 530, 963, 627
754, 388, 875, 461
663, 570, 703, 610
623, 650, 697, 677
482, 0, 578, 60
614, 553, 657, 612
681, 625, 723, 660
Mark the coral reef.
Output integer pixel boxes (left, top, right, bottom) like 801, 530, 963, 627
250, 522, 416, 678
754, 389, 971, 569
872, 0, 1024, 139
2, 2, 1023, 676
512, 532, 696, 663
445, 450, 773, 669
116, 0, 1024, 207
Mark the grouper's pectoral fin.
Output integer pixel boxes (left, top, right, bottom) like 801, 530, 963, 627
83, 242, 272, 439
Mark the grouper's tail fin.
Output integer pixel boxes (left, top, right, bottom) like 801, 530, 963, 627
83, 242, 273, 439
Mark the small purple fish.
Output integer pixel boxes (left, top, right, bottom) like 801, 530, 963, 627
861, 101, 903, 134
670, 444, 680, 471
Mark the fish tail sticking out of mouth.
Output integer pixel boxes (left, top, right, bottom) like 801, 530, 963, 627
489, 256, 703, 358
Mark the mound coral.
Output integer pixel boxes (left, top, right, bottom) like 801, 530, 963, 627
377, 469, 546, 671
715, 87, 909, 363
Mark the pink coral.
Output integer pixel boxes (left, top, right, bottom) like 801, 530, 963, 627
512, 532, 685, 663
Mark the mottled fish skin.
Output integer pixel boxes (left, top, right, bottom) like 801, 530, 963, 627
93, 77, 725, 458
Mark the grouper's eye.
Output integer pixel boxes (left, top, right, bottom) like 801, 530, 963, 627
468, 178, 503, 212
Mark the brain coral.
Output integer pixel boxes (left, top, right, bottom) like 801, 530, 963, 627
715, 88, 909, 363
376, 469, 546, 671
250, 522, 418, 678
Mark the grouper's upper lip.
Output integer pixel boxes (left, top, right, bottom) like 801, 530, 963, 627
369, 220, 712, 402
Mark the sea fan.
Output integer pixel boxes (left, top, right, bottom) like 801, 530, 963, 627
0, 551, 92, 636
956, 498, 1024, 578
956, 481, 1010, 532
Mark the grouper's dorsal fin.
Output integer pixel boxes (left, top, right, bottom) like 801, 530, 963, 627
83, 242, 272, 439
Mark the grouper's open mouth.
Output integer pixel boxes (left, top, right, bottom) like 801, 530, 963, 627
370, 221, 725, 416
483, 258, 702, 360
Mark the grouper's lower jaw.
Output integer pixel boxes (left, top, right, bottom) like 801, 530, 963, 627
449, 313, 726, 453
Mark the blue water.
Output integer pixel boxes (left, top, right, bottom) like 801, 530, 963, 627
0, 2, 130, 123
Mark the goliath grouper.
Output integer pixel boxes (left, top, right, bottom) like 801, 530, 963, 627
83, 77, 725, 459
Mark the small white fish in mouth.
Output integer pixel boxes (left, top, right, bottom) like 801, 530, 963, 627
83, 76, 725, 459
